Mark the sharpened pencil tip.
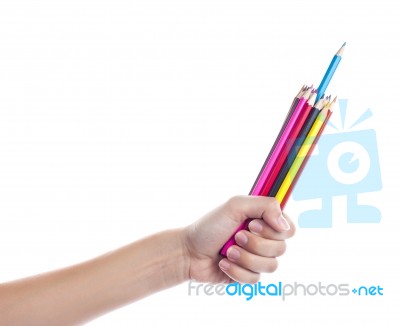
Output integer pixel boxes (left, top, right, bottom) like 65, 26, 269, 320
329, 96, 337, 111
336, 42, 346, 56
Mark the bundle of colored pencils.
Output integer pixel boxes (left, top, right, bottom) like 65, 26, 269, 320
220, 43, 346, 256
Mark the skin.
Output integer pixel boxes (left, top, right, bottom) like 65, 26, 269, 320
0, 195, 295, 325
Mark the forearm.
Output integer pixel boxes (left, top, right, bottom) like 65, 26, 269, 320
0, 228, 190, 326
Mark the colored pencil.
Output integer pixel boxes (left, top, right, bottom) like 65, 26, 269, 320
316, 43, 346, 101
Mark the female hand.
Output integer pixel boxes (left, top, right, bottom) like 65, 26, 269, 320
183, 195, 296, 284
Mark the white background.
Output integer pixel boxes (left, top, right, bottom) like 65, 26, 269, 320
0, 0, 399, 325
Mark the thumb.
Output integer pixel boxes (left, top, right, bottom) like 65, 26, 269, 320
227, 195, 291, 232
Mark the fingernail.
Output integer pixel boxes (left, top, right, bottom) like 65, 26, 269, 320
249, 220, 263, 233
278, 214, 291, 231
219, 259, 230, 271
235, 232, 248, 246
227, 247, 240, 260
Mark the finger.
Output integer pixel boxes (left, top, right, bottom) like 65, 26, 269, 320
234, 231, 287, 257
226, 245, 279, 273
219, 258, 260, 284
223, 196, 275, 221
225, 196, 291, 232
247, 214, 296, 240
258, 199, 291, 233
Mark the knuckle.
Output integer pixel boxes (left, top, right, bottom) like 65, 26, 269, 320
276, 241, 287, 256
266, 196, 280, 207
264, 197, 283, 218
252, 236, 264, 254
225, 195, 244, 210
289, 223, 296, 237
247, 273, 261, 284
285, 224, 296, 239
245, 250, 257, 266
282, 214, 296, 238
266, 197, 281, 213
266, 258, 278, 273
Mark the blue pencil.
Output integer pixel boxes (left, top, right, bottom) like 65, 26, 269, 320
316, 42, 346, 101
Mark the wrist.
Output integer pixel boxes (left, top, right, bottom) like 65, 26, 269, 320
133, 228, 191, 289
160, 228, 191, 285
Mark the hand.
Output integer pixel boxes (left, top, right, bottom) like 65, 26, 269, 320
0, 195, 295, 325
182, 195, 295, 284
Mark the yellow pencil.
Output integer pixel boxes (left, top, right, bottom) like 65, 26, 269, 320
275, 101, 332, 203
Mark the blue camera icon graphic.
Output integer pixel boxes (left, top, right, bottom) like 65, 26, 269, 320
292, 99, 382, 228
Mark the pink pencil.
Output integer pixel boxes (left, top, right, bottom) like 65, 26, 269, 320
220, 87, 312, 256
